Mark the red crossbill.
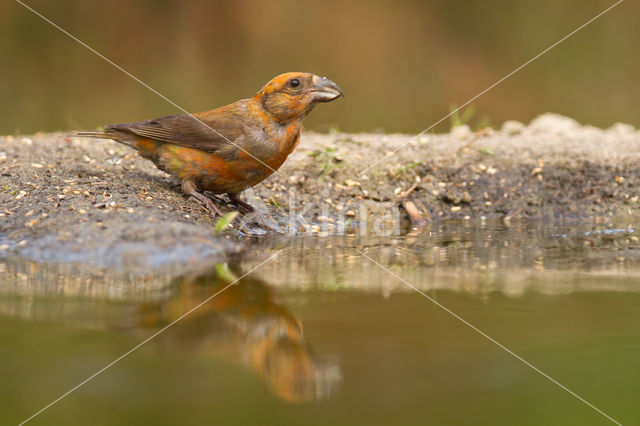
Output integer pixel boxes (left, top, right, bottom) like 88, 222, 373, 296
77, 72, 343, 215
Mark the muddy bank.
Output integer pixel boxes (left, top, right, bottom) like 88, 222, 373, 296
1, 113, 639, 268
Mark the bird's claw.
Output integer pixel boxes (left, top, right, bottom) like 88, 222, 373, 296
189, 192, 223, 217
237, 218, 276, 235
228, 194, 255, 214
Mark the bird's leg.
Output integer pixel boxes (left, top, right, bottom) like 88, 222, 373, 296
182, 180, 223, 217
191, 191, 224, 217
228, 192, 255, 214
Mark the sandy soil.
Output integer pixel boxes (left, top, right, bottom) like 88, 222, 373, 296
1, 113, 639, 269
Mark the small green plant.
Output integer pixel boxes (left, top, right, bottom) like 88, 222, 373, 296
270, 199, 282, 208
449, 104, 492, 131
318, 147, 343, 181
396, 160, 422, 175
214, 263, 238, 283
479, 147, 494, 156
450, 104, 476, 129
334, 136, 356, 144
214, 211, 238, 232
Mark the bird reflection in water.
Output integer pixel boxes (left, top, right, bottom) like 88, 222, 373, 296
136, 260, 341, 402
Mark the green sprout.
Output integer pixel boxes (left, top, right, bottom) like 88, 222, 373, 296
270, 199, 282, 209
450, 104, 476, 129
479, 147, 494, 156
214, 211, 239, 232
316, 147, 343, 181
449, 104, 492, 131
214, 263, 238, 283
396, 160, 422, 175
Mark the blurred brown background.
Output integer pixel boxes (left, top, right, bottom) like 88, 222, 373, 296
1, 0, 637, 135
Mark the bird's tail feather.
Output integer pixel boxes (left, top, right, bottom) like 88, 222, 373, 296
72, 129, 137, 148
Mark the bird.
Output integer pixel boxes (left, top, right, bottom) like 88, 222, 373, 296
75, 72, 343, 215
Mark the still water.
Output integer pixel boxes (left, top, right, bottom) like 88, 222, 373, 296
1, 221, 640, 425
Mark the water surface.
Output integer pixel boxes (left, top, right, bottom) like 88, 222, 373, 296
1, 221, 639, 425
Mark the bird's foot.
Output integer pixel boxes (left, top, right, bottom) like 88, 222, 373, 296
228, 193, 255, 214
236, 216, 276, 235
189, 191, 224, 217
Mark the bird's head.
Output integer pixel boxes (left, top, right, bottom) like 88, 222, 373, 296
254, 72, 343, 124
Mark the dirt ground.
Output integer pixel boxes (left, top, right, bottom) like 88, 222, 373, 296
1, 113, 640, 269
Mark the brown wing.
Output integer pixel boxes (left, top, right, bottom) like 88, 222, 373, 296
106, 110, 246, 153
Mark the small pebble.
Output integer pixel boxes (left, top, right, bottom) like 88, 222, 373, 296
317, 216, 333, 223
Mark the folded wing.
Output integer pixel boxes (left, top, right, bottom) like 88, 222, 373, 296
107, 112, 246, 153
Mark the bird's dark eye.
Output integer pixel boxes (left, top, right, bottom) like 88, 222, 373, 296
290, 79, 300, 88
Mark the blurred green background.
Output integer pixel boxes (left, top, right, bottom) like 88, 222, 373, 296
1, 0, 637, 135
